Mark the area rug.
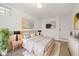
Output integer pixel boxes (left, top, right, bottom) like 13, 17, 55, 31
23, 51, 34, 56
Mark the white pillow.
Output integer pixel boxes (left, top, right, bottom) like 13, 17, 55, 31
24, 32, 31, 39
30, 33, 35, 37
36, 32, 39, 36
13, 35, 16, 41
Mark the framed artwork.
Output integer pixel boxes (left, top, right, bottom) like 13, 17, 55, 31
46, 21, 56, 29
21, 18, 34, 29
51, 21, 56, 29
74, 13, 79, 30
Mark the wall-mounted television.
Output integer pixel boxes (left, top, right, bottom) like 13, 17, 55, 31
46, 24, 52, 29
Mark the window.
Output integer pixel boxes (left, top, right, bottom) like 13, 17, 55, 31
0, 5, 11, 16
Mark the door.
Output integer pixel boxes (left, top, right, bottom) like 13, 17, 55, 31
59, 17, 69, 41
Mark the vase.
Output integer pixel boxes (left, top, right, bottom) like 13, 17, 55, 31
0, 49, 8, 56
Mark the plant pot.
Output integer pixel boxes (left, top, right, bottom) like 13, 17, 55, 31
0, 49, 8, 56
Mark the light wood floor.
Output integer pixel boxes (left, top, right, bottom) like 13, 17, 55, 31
59, 41, 70, 56
6, 41, 70, 56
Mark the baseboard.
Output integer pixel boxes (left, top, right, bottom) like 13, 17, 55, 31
59, 39, 68, 42
58, 38, 68, 42
54, 39, 68, 42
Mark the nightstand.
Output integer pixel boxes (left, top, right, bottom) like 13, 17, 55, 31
10, 35, 23, 51
12, 40, 23, 51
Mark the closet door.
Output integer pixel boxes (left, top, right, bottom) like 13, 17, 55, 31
59, 17, 69, 41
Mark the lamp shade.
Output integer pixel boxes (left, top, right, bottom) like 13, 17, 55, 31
38, 30, 42, 32
14, 31, 20, 41
14, 31, 20, 34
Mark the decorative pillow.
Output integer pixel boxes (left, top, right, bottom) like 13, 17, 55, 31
36, 32, 39, 36
30, 33, 35, 37
13, 35, 16, 41
24, 32, 31, 39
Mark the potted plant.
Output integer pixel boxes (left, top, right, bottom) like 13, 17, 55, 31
77, 33, 79, 40
0, 28, 11, 56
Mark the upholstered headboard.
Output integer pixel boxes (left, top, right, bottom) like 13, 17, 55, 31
20, 29, 39, 39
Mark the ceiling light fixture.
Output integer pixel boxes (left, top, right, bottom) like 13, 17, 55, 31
36, 3, 42, 8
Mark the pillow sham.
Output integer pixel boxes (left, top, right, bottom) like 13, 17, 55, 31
30, 33, 35, 37
24, 32, 31, 39
36, 32, 39, 36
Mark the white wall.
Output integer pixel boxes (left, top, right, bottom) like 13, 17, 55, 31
42, 17, 59, 39
0, 4, 40, 31
59, 16, 72, 40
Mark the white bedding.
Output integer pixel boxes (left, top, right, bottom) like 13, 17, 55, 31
22, 36, 43, 52
33, 37, 53, 55
22, 36, 54, 55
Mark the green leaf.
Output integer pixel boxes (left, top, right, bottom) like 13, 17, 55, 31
0, 28, 11, 51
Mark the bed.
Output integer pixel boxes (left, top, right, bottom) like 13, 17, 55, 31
22, 35, 55, 56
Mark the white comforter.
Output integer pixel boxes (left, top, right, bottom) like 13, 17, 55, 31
23, 36, 43, 52
22, 36, 53, 55
33, 37, 53, 56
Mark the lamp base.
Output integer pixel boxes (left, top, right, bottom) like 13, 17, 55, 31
16, 34, 18, 41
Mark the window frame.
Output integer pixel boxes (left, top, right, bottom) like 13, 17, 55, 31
0, 4, 11, 16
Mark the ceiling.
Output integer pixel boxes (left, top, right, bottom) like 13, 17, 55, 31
5, 3, 76, 19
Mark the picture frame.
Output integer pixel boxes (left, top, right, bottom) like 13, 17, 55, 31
46, 21, 56, 29
74, 13, 79, 30
21, 18, 34, 29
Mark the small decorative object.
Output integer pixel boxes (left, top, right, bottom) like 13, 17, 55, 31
77, 33, 79, 39
14, 31, 20, 41
74, 32, 79, 40
38, 30, 42, 35
76, 33, 79, 40
0, 54, 2, 56
70, 31, 72, 36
